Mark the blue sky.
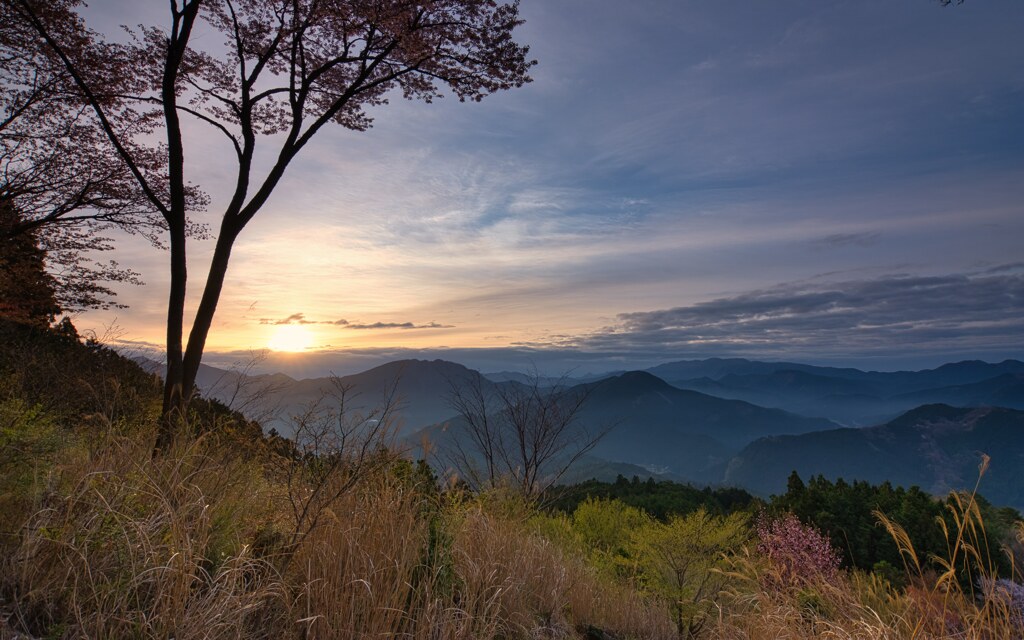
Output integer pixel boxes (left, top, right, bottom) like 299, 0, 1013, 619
82, 0, 1024, 376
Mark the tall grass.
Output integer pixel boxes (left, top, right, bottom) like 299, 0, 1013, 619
872, 454, 1022, 640
1, 419, 673, 639
4, 431, 280, 639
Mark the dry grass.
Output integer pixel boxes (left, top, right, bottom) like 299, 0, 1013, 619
1, 422, 674, 639
868, 456, 1022, 640
712, 547, 910, 640
450, 506, 676, 639
4, 431, 280, 639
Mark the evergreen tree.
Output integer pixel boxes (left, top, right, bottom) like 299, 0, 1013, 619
0, 200, 59, 328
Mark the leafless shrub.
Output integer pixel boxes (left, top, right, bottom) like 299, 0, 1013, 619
443, 372, 610, 497
278, 375, 402, 561
202, 350, 287, 427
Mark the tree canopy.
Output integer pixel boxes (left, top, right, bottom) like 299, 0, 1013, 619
0, 0, 206, 311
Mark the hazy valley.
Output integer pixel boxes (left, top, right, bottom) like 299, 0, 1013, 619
163, 354, 1024, 509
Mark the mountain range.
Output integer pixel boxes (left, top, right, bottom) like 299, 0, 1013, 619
155, 355, 1024, 508
646, 358, 1024, 425
724, 404, 1024, 510
573, 371, 837, 479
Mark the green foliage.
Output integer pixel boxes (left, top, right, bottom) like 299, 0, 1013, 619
0, 317, 271, 452
0, 388, 62, 532
571, 497, 651, 577
548, 474, 760, 521
527, 510, 578, 554
0, 318, 159, 428
573, 496, 651, 555
0, 390, 58, 465
773, 474, 947, 573
630, 508, 749, 638
540, 496, 750, 638
871, 560, 906, 589
771, 472, 1021, 579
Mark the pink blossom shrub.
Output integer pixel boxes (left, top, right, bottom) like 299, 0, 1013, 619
755, 512, 841, 588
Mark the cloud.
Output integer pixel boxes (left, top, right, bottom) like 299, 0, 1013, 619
345, 321, 454, 330
257, 313, 452, 330
560, 265, 1024, 360
259, 313, 316, 325
812, 232, 880, 249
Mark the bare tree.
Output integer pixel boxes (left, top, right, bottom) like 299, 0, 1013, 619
443, 373, 609, 497
201, 349, 288, 427
279, 375, 401, 567
8, 0, 534, 450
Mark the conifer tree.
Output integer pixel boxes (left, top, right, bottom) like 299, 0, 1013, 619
0, 200, 59, 328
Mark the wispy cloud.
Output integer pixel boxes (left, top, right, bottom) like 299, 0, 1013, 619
812, 232, 881, 249
346, 321, 454, 330
76, 0, 1024, 372
259, 313, 316, 325
257, 313, 452, 330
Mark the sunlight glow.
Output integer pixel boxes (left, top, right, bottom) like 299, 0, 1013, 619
267, 324, 314, 352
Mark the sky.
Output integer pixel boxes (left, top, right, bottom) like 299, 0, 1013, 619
76, 0, 1024, 377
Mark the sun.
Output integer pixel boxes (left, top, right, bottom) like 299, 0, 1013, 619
267, 324, 314, 352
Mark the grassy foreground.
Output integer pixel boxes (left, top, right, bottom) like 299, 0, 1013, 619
1, 321, 1022, 639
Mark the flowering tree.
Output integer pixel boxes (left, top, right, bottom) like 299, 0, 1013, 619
755, 512, 841, 589
11, 0, 534, 449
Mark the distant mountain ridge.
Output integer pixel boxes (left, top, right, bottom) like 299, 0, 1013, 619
723, 404, 1024, 510
648, 358, 1024, 424
646, 357, 1024, 389
409, 369, 839, 483
579, 370, 836, 448
138, 357, 488, 438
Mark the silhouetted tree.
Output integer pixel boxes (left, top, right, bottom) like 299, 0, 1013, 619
0, 0, 207, 311
0, 200, 58, 327
11, 0, 534, 450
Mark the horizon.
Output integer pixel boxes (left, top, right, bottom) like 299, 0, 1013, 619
71, 0, 1023, 372
124, 344, 1024, 381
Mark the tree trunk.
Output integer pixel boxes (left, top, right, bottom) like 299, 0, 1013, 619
155, 222, 187, 453
180, 225, 238, 409
153, 1, 202, 454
